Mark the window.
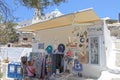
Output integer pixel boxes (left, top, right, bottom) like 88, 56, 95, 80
23, 38, 28, 41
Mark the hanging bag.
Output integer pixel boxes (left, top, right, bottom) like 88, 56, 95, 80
27, 67, 36, 77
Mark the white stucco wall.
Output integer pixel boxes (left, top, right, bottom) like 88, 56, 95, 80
103, 20, 116, 70
32, 21, 107, 78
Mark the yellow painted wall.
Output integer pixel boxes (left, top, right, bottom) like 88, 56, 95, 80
35, 25, 87, 49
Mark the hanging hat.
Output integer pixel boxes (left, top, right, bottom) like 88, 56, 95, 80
58, 44, 65, 53
46, 45, 53, 54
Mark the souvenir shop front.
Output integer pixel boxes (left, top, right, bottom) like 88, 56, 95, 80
19, 9, 109, 79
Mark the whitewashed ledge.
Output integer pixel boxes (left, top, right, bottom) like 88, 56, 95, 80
67, 75, 97, 80
53, 73, 97, 80
67, 77, 96, 80
98, 71, 120, 80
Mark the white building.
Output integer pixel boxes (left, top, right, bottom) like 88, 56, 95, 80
16, 9, 63, 46
18, 8, 120, 80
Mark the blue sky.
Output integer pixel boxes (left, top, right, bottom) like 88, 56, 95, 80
6, 0, 120, 22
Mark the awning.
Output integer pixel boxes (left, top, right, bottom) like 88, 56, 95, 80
18, 8, 100, 32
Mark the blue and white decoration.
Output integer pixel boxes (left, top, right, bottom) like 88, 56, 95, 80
74, 59, 82, 71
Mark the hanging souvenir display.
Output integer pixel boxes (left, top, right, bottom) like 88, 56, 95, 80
66, 50, 73, 57
67, 36, 78, 48
63, 56, 68, 72
74, 59, 82, 71
69, 43, 77, 48
68, 57, 73, 65
52, 54, 64, 74
38, 43, 44, 49
68, 36, 72, 44
86, 38, 88, 43
78, 51, 88, 64
84, 31, 87, 37
80, 37, 85, 43
35, 59, 42, 78
80, 32, 84, 37
58, 44, 65, 53
53, 49, 58, 54
73, 51, 79, 59
46, 45, 53, 54
79, 44, 83, 47
78, 30, 88, 50
46, 55, 52, 77
77, 32, 79, 36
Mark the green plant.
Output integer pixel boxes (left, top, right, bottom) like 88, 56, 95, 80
0, 73, 3, 78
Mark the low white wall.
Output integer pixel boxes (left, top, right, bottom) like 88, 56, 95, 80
82, 64, 107, 78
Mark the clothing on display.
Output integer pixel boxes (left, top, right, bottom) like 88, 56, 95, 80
23, 52, 65, 79
52, 54, 64, 74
